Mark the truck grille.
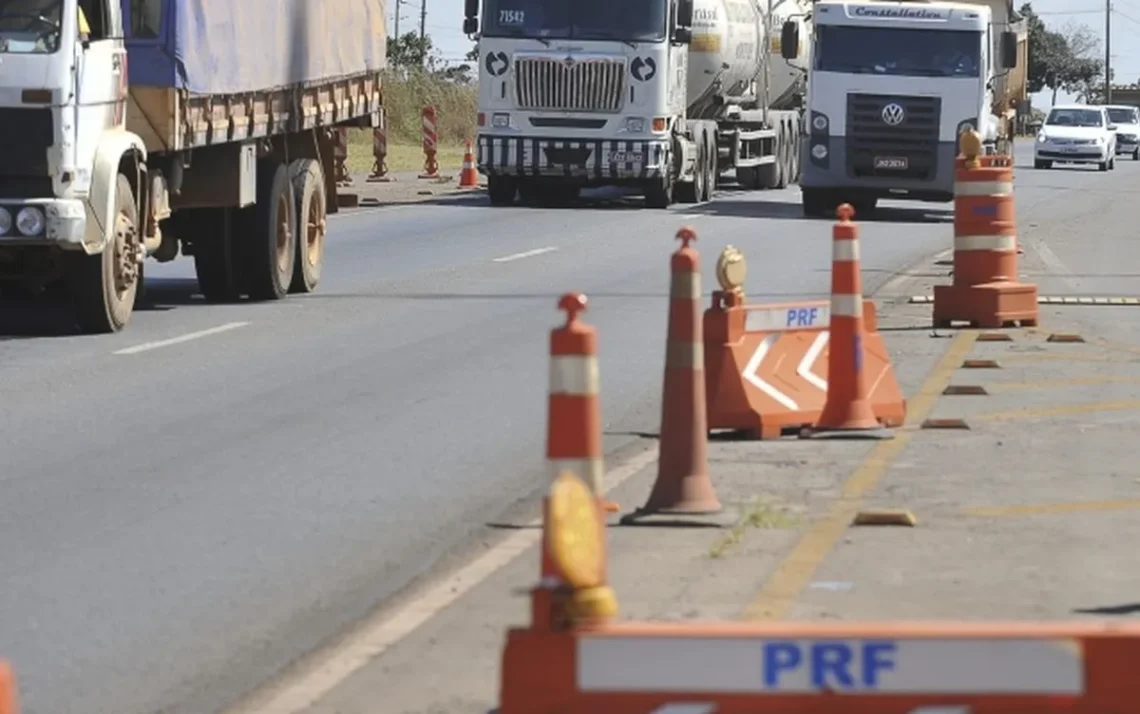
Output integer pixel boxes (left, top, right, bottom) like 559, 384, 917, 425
514, 56, 625, 113
0, 108, 53, 182
846, 94, 941, 180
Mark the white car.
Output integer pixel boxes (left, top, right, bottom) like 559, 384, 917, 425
1034, 104, 1117, 171
1105, 104, 1140, 160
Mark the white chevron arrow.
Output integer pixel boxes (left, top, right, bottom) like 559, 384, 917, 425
742, 333, 830, 411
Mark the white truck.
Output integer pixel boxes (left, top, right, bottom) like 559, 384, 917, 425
0, 0, 386, 333
463, 0, 814, 208
779, 0, 1019, 217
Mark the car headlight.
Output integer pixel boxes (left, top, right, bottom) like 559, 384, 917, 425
15, 207, 44, 237
491, 112, 510, 128
1036, 133, 1047, 143
0, 207, 11, 235
624, 117, 646, 133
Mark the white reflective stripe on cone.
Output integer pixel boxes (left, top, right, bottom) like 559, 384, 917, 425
549, 355, 600, 396
670, 270, 702, 299
830, 293, 862, 318
954, 180, 1013, 196
832, 238, 860, 262
954, 234, 1017, 252
549, 458, 605, 492
666, 340, 704, 370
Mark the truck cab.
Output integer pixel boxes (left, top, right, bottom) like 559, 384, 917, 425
0, 0, 147, 331
782, 0, 1018, 217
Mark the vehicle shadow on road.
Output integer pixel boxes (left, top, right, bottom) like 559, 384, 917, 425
301, 290, 830, 302
684, 198, 953, 224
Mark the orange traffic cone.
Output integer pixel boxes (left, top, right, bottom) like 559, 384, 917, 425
458, 138, 479, 188
804, 204, 892, 440
0, 660, 17, 714
625, 227, 723, 523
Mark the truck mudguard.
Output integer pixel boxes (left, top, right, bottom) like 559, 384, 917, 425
84, 129, 148, 254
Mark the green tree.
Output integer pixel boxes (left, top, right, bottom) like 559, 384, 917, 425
1020, 4, 1105, 104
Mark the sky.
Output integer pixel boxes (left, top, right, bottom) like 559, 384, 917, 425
399, 0, 1139, 107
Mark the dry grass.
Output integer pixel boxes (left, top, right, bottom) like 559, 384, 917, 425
345, 69, 476, 175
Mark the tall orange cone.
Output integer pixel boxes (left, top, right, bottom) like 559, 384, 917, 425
804, 204, 892, 440
625, 227, 722, 522
0, 661, 17, 714
459, 138, 479, 188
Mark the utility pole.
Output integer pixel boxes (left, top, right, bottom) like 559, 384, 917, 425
420, 0, 428, 67
1105, 0, 1112, 103
394, 0, 401, 37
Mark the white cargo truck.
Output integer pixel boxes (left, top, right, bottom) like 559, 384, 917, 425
780, 0, 1019, 217
463, 0, 814, 207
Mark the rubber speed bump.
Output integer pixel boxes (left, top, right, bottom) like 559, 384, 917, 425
852, 509, 917, 527
962, 359, 1001, 369
1047, 333, 1086, 344
943, 385, 989, 396
922, 418, 970, 430
977, 332, 1013, 342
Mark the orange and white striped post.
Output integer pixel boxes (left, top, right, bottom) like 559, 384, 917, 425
366, 125, 390, 182
934, 130, 1038, 329
626, 227, 722, 521
419, 105, 440, 179
805, 204, 892, 440
333, 127, 352, 185
0, 661, 17, 714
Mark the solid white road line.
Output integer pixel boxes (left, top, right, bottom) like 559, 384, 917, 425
232, 445, 660, 714
114, 321, 251, 355
492, 246, 558, 263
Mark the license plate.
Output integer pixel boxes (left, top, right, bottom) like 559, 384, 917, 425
1061, 146, 1078, 152
606, 151, 643, 163
874, 156, 908, 170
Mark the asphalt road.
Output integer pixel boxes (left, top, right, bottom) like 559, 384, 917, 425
0, 145, 1119, 714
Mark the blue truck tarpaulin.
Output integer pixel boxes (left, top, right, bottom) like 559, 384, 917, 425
123, 0, 387, 95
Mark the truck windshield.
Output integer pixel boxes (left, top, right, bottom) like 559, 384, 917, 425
0, 0, 63, 53
1106, 107, 1139, 125
814, 26, 981, 78
482, 0, 667, 42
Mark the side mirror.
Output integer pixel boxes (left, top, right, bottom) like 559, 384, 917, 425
1000, 30, 1018, 69
1108, 123, 1118, 131
677, 0, 694, 28
463, 17, 478, 34
464, 0, 479, 18
781, 20, 799, 60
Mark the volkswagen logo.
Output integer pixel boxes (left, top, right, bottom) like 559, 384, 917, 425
881, 103, 906, 126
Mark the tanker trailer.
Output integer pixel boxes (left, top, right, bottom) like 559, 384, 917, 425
464, 0, 814, 207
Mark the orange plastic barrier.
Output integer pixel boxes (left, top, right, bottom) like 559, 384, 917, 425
704, 294, 903, 438
0, 660, 16, 714
934, 131, 1038, 329
502, 619, 1140, 713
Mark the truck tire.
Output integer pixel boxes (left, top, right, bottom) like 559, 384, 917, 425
68, 173, 139, 333
245, 160, 297, 301
676, 136, 704, 204
289, 158, 326, 294
775, 121, 791, 189
702, 127, 718, 202
488, 175, 517, 206
193, 208, 243, 302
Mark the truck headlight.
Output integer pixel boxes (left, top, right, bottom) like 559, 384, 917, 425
0, 207, 10, 235
624, 117, 646, 133
811, 114, 828, 132
956, 119, 977, 137
16, 207, 44, 237
491, 112, 510, 128
811, 143, 828, 159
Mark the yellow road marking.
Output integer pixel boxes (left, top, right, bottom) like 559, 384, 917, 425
741, 330, 979, 621
987, 375, 1140, 391
962, 499, 1140, 518
973, 399, 1140, 423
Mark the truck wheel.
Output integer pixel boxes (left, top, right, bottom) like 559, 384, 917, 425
69, 173, 139, 333
246, 160, 297, 301
676, 137, 704, 203
702, 128, 718, 201
193, 208, 243, 302
488, 175, 517, 206
645, 172, 674, 209
1133, 148, 1139, 160
775, 123, 791, 189
289, 158, 326, 294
